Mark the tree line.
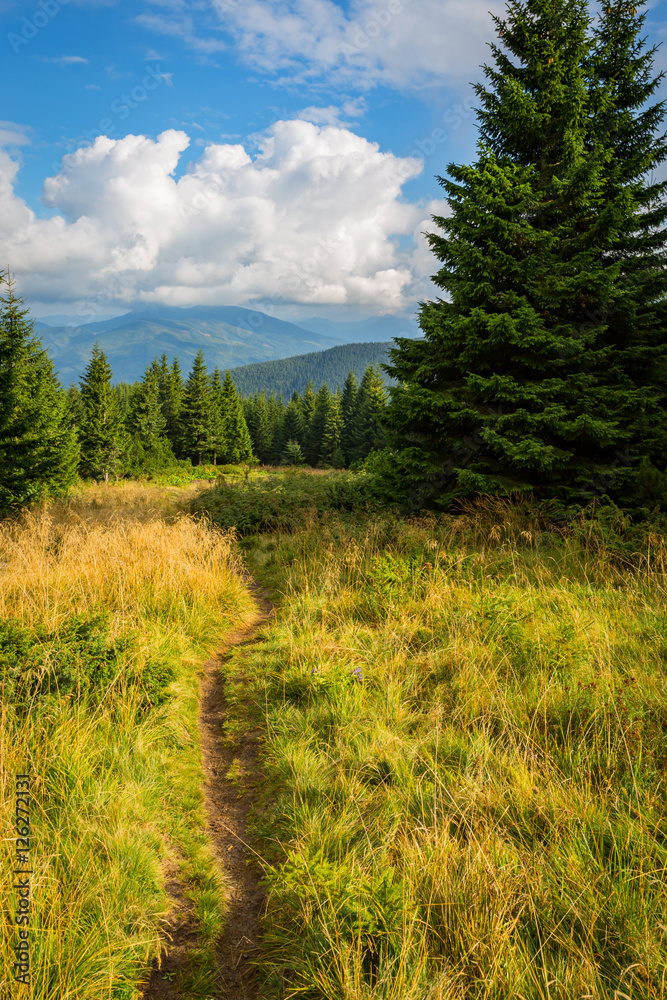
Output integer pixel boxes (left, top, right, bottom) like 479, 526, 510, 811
2, 0, 666, 516
0, 274, 388, 509
228, 340, 395, 399
69, 346, 388, 477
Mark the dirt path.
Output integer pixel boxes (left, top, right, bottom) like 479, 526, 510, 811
142, 587, 274, 1000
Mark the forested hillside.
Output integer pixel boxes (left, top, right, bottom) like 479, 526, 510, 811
229, 341, 399, 397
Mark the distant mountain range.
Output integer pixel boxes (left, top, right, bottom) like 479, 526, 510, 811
33, 304, 420, 384
229, 341, 400, 398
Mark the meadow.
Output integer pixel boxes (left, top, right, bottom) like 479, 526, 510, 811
195, 479, 667, 999
2, 473, 667, 999
0, 482, 256, 1000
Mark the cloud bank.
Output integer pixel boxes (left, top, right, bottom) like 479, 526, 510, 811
1, 120, 443, 314
142, 0, 505, 90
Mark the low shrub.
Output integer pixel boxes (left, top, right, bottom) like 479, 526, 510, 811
190, 469, 380, 534
0, 611, 175, 715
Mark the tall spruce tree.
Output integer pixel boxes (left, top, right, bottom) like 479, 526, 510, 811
300, 381, 316, 450
127, 358, 176, 473
282, 394, 304, 449
159, 356, 184, 456
79, 345, 126, 482
180, 350, 213, 465
382, 0, 664, 508
0, 272, 79, 510
220, 371, 254, 464
305, 385, 332, 466
352, 366, 387, 464
321, 390, 346, 468
340, 371, 358, 465
245, 392, 273, 463
585, 0, 667, 495
210, 368, 226, 466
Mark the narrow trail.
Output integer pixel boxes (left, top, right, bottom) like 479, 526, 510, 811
142, 585, 275, 1000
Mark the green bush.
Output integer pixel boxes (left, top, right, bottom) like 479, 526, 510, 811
190, 469, 380, 534
0, 612, 175, 714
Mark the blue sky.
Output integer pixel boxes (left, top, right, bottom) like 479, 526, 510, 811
1, 0, 666, 323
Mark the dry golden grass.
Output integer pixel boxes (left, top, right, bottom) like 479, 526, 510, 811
225, 495, 667, 1000
0, 482, 250, 628
0, 483, 255, 1000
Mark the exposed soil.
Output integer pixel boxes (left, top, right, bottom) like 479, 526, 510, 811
142, 586, 274, 1000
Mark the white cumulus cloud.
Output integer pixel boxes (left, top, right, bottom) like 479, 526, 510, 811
2, 121, 436, 313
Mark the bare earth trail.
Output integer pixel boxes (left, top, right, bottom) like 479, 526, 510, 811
142, 584, 275, 1000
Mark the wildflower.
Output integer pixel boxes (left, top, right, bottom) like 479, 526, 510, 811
350, 667, 363, 682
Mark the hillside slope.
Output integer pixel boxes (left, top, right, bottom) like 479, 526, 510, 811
229, 340, 407, 397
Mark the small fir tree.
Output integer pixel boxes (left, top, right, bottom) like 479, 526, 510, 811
282, 439, 306, 465
220, 371, 254, 463
79, 345, 126, 483
0, 272, 79, 509
180, 350, 213, 465
340, 371, 358, 465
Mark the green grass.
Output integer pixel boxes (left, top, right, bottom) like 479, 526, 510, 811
202, 488, 667, 999
0, 485, 256, 1000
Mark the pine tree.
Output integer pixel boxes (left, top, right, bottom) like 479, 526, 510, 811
352, 366, 387, 464
382, 0, 652, 508
305, 385, 332, 466
79, 345, 126, 482
321, 390, 346, 468
300, 381, 316, 449
220, 371, 254, 464
340, 371, 358, 465
245, 392, 273, 463
0, 272, 79, 509
127, 358, 175, 473
281, 395, 304, 452
585, 0, 667, 491
159, 356, 184, 455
